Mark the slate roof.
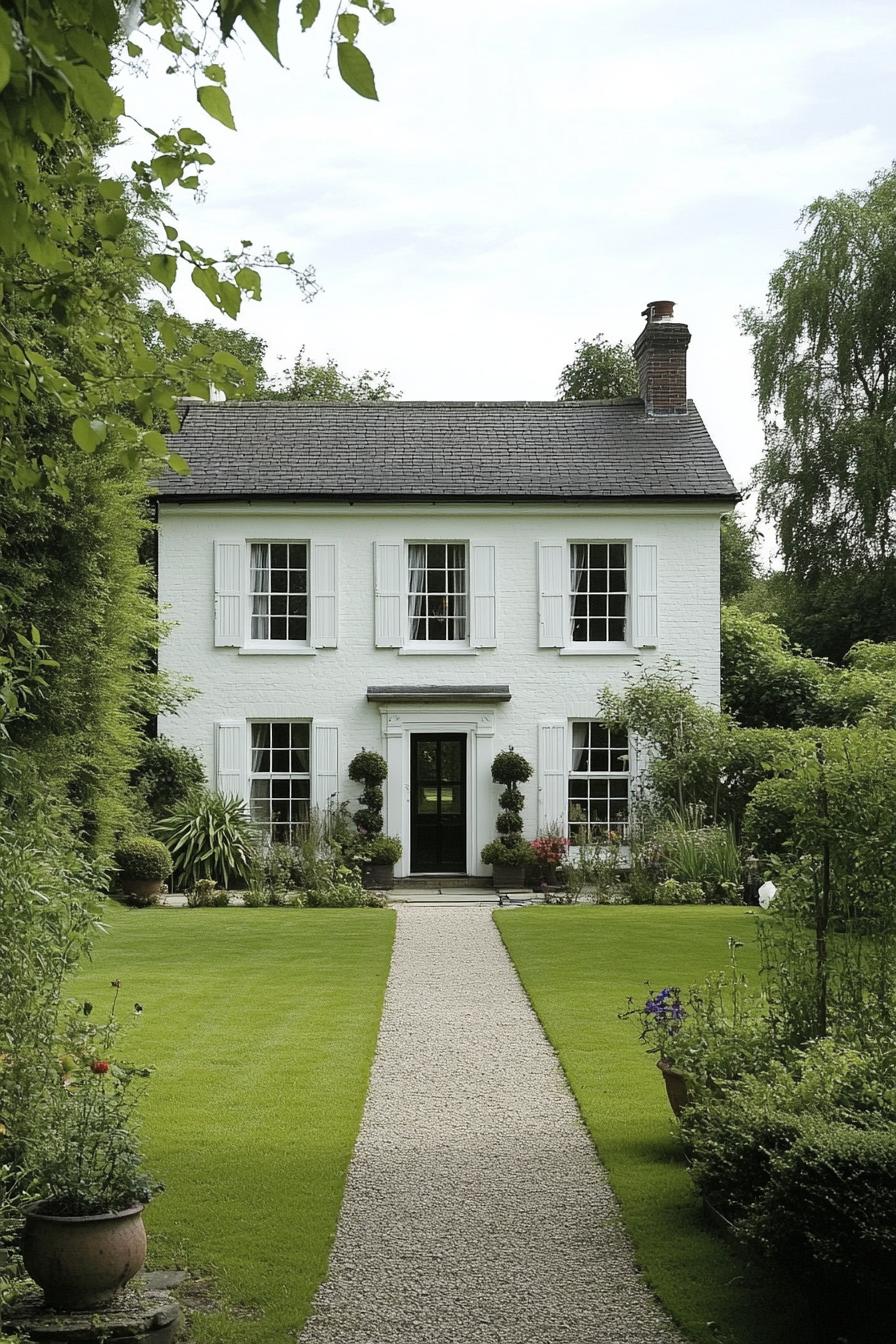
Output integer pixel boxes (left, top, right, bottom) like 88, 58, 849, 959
156, 399, 738, 503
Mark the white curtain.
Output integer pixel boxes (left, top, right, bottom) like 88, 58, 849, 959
408, 543, 428, 639
570, 543, 588, 638
250, 543, 269, 638
571, 722, 589, 772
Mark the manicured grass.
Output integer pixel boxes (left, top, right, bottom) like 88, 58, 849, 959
74, 904, 395, 1343
494, 906, 812, 1344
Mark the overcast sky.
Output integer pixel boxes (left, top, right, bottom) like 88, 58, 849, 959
118, 0, 896, 503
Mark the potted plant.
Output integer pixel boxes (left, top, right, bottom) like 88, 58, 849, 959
361, 834, 402, 890
620, 984, 689, 1116
481, 747, 534, 887
114, 836, 172, 905
531, 829, 570, 891
22, 988, 157, 1310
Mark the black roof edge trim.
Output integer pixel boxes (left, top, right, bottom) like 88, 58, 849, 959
156, 491, 742, 506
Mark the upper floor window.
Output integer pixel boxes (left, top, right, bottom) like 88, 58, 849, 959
570, 542, 628, 644
408, 542, 468, 643
249, 720, 310, 842
250, 542, 308, 643
568, 721, 629, 843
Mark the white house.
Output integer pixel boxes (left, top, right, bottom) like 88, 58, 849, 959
155, 300, 738, 879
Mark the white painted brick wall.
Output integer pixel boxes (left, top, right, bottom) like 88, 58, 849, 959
158, 501, 722, 875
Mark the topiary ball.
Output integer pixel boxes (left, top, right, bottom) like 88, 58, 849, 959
498, 785, 524, 812
491, 749, 533, 786
496, 811, 524, 835
348, 750, 388, 785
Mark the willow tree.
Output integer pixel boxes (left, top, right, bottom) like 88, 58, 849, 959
742, 167, 896, 652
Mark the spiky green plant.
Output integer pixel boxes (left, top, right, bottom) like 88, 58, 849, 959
156, 791, 257, 891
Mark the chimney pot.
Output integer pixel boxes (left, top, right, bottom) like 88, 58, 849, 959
632, 298, 691, 415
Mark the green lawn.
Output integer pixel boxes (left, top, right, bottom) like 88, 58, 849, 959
74, 904, 395, 1343
494, 905, 812, 1344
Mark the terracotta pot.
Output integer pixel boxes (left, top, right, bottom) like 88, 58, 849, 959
361, 862, 394, 890
657, 1058, 690, 1117
492, 862, 526, 888
23, 1202, 147, 1309
121, 876, 163, 903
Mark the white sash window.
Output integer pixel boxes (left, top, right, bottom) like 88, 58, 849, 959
249, 721, 311, 842
568, 722, 630, 843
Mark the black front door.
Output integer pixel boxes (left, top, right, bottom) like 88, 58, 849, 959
410, 734, 466, 873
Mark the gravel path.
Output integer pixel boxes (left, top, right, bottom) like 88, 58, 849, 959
298, 906, 684, 1344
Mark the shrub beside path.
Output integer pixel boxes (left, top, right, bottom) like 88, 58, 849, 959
299, 905, 684, 1344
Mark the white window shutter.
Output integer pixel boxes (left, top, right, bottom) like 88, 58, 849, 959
214, 541, 244, 647
311, 721, 339, 813
216, 720, 246, 799
311, 542, 338, 648
538, 542, 565, 647
374, 542, 403, 648
633, 543, 658, 647
538, 720, 568, 833
470, 543, 497, 648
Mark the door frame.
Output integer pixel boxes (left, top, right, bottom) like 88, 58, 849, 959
379, 707, 496, 878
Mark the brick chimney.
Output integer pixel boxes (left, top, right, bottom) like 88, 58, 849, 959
632, 299, 691, 415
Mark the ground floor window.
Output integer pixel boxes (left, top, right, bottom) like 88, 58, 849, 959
568, 721, 629, 843
249, 721, 311, 842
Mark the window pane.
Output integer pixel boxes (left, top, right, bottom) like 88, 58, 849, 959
408, 542, 467, 641
249, 542, 308, 643
569, 543, 628, 643
567, 723, 630, 842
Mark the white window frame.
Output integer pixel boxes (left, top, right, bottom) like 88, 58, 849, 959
567, 721, 631, 845
404, 540, 470, 650
567, 540, 630, 650
246, 540, 311, 650
248, 719, 312, 844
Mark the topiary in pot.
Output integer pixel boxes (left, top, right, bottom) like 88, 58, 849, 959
481, 748, 534, 887
349, 750, 389, 841
114, 836, 172, 906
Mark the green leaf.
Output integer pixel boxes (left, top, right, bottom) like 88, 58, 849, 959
191, 265, 220, 306
94, 208, 128, 239
97, 179, 124, 201
275, 250, 293, 266
234, 265, 261, 299
203, 64, 227, 84
151, 154, 181, 187
59, 61, 118, 121
72, 417, 104, 452
337, 12, 360, 41
143, 430, 168, 458
68, 27, 113, 76
376, 6, 396, 24
336, 42, 378, 101
167, 452, 191, 475
164, 223, 179, 241
217, 280, 241, 319
148, 253, 177, 290
197, 85, 236, 130
160, 30, 183, 55
299, 0, 321, 31
212, 350, 247, 371
126, 40, 142, 57
240, 0, 281, 61
178, 126, 206, 146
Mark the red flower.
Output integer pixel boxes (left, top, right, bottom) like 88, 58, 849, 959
90, 1059, 110, 1074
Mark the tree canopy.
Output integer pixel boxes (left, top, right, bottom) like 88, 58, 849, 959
556, 333, 639, 401
743, 165, 896, 584
268, 347, 398, 401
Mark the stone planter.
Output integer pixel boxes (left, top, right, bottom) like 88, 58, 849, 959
22, 1202, 147, 1310
492, 862, 526, 889
657, 1058, 690, 1117
121, 877, 163, 905
361, 861, 394, 891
